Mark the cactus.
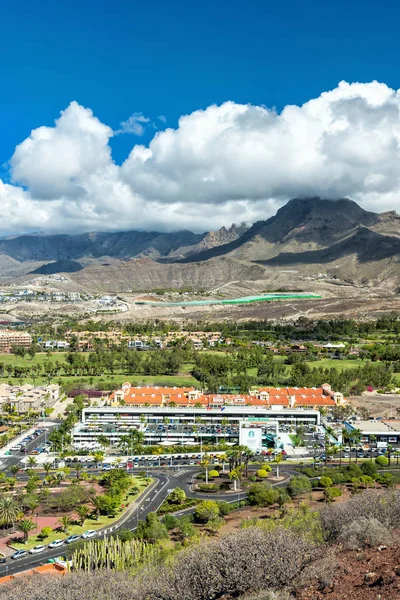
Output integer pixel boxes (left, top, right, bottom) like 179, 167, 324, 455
71, 537, 162, 572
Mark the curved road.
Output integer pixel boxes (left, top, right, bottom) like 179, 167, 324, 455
0, 465, 295, 578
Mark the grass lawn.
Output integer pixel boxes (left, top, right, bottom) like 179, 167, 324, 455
308, 358, 366, 370
11, 476, 151, 550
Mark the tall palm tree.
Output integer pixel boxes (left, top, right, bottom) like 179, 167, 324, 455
17, 518, 36, 542
201, 456, 210, 484
351, 429, 362, 463
0, 497, 22, 528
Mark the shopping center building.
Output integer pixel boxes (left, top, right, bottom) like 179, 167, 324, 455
72, 383, 343, 449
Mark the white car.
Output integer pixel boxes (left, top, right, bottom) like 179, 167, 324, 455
48, 539, 64, 549
29, 545, 45, 554
81, 530, 96, 539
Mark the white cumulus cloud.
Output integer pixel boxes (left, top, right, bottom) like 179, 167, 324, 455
3, 80, 400, 235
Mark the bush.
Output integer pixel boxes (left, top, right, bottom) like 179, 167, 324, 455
163, 514, 179, 530
216, 501, 233, 516
208, 470, 219, 479
324, 487, 342, 503
256, 469, 270, 479
338, 517, 393, 549
37, 526, 52, 540
195, 500, 220, 522
376, 472, 393, 487
375, 455, 389, 467
198, 483, 218, 492
319, 489, 400, 541
247, 483, 278, 507
319, 476, 333, 488
287, 476, 312, 497
361, 460, 378, 478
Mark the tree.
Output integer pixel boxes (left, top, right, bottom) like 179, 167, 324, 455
287, 475, 312, 498
93, 451, 105, 467
76, 505, 90, 527
17, 518, 37, 542
9, 465, 20, 477
90, 495, 103, 520
247, 483, 278, 507
135, 512, 168, 543
74, 462, 84, 480
27, 456, 37, 468
228, 467, 243, 491
58, 515, 72, 533
42, 462, 53, 476
168, 488, 186, 504
201, 456, 210, 484
195, 500, 220, 523
0, 497, 21, 527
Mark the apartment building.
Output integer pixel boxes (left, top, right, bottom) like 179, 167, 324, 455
0, 329, 32, 352
0, 383, 60, 414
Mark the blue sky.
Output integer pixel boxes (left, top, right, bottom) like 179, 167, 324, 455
2, 0, 399, 166
2, 0, 400, 233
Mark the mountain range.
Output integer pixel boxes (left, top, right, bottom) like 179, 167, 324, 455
2, 197, 400, 292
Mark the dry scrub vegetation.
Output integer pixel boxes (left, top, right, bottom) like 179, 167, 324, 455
1, 490, 399, 600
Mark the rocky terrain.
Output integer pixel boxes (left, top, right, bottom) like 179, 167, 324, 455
3, 197, 400, 323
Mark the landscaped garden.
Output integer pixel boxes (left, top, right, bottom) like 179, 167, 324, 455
0, 465, 151, 551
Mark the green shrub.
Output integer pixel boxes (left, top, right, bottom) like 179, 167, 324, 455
162, 514, 179, 530
319, 476, 333, 488
375, 455, 389, 467
198, 483, 218, 492
287, 475, 312, 497
208, 470, 219, 479
256, 469, 269, 479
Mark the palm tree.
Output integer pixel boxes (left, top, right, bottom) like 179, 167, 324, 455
228, 466, 243, 491
98, 435, 110, 452
93, 451, 105, 467
274, 453, 283, 479
220, 453, 228, 473
201, 456, 210, 484
337, 444, 344, 467
74, 462, 84, 480
57, 515, 72, 533
27, 456, 37, 468
17, 518, 37, 542
90, 495, 103, 520
242, 447, 254, 478
75, 505, 90, 527
9, 465, 20, 477
387, 444, 393, 466
0, 497, 21, 528
42, 462, 53, 476
351, 429, 362, 463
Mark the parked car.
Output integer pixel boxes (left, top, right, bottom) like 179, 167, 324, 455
11, 550, 27, 560
29, 545, 45, 554
48, 539, 64, 549
65, 535, 80, 544
81, 530, 96, 539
